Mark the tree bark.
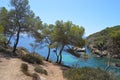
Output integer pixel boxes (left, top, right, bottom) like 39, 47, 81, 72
12, 27, 21, 54
46, 47, 51, 61
56, 55, 59, 63
58, 45, 64, 64
7, 33, 13, 45
55, 47, 59, 63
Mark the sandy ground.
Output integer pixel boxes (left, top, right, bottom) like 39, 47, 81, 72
0, 52, 67, 80
40, 61, 67, 80
0, 53, 32, 80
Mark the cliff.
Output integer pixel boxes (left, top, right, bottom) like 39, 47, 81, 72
87, 25, 120, 58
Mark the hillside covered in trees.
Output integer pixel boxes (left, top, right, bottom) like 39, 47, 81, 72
87, 25, 120, 58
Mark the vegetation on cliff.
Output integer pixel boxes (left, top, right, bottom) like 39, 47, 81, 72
87, 25, 120, 58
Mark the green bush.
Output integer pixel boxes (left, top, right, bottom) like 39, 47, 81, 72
21, 63, 28, 72
20, 63, 41, 79
21, 54, 43, 64
63, 67, 119, 80
34, 66, 48, 75
32, 73, 40, 80
21, 63, 31, 76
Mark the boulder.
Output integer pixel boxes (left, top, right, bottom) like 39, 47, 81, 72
115, 63, 120, 67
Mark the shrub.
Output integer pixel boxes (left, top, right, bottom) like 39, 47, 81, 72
21, 54, 43, 64
34, 66, 48, 75
21, 63, 28, 72
16, 47, 29, 57
63, 67, 119, 80
20, 63, 41, 79
21, 63, 31, 76
32, 73, 40, 80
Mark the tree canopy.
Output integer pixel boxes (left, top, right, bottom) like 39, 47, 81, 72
34, 20, 85, 64
0, 0, 85, 63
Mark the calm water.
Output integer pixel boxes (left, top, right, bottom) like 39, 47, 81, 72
11, 35, 120, 77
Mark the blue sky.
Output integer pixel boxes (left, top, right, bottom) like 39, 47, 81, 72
0, 0, 120, 36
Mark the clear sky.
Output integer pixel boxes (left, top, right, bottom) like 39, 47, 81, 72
0, 0, 120, 36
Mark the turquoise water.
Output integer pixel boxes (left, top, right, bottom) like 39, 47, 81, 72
11, 35, 120, 77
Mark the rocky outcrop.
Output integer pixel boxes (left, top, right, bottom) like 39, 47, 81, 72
88, 44, 107, 57
87, 25, 120, 59
115, 63, 120, 67
72, 47, 86, 52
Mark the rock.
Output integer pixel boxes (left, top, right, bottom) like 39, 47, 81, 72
73, 47, 86, 52
96, 55, 101, 58
102, 51, 107, 56
115, 63, 120, 67
112, 55, 120, 59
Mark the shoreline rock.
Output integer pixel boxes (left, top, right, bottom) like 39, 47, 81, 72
88, 44, 120, 59
115, 63, 120, 67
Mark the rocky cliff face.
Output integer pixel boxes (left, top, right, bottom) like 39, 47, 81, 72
87, 25, 120, 58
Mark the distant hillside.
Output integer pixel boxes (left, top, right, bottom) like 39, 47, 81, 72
87, 25, 120, 58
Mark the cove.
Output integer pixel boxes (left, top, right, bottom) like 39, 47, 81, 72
11, 35, 120, 77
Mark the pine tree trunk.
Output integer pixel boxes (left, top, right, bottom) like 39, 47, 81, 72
46, 47, 51, 61
56, 55, 59, 63
55, 47, 59, 63
12, 27, 20, 54
55, 48, 59, 63
58, 45, 64, 64
7, 33, 13, 45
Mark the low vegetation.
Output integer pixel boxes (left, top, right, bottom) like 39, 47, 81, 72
21, 63, 31, 76
34, 66, 48, 75
21, 63, 28, 72
63, 67, 118, 80
20, 63, 40, 80
21, 53, 43, 64
32, 73, 40, 80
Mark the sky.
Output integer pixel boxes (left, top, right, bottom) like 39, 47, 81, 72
0, 0, 120, 36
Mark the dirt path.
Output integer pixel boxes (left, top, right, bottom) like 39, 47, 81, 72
0, 57, 32, 80
0, 52, 67, 80
40, 61, 67, 80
